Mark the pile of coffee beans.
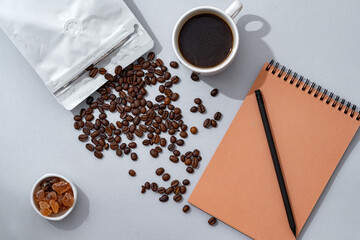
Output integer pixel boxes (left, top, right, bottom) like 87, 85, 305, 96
74, 52, 216, 226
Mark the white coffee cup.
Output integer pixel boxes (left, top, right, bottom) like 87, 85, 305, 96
172, 0, 243, 76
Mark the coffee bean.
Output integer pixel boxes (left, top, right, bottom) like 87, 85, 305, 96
155, 58, 164, 67
155, 146, 162, 153
168, 144, 175, 151
168, 155, 178, 163
116, 149, 123, 157
214, 112, 222, 121
171, 76, 180, 84
165, 187, 174, 194
194, 98, 202, 104
110, 142, 118, 150
173, 194, 182, 202
128, 142, 137, 148
182, 179, 190, 185
211, 88, 219, 97
180, 186, 187, 194
105, 73, 114, 81
191, 72, 199, 81
157, 187, 166, 194
184, 158, 192, 166
159, 195, 169, 202
171, 180, 179, 187
150, 149, 158, 158
141, 186, 146, 193
164, 97, 171, 105
162, 173, 170, 181
74, 122, 81, 130
174, 186, 180, 194
186, 167, 194, 173
94, 151, 103, 159
211, 119, 217, 127
86, 96, 94, 105
86, 143, 94, 151
85, 64, 94, 71
78, 134, 88, 142
193, 149, 200, 157
115, 65, 122, 75
99, 68, 106, 75
170, 61, 179, 68
180, 131, 188, 138
89, 67, 98, 78
129, 169, 136, 176
151, 182, 158, 191
190, 127, 198, 134
155, 167, 165, 176
198, 104, 206, 113
203, 118, 211, 128
208, 217, 217, 225
176, 139, 184, 146
183, 205, 190, 213
131, 152, 138, 161
145, 182, 150, 189
147, 52, 155, 61
124, 147, 131, 154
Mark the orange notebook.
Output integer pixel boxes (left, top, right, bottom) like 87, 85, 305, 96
189, 61, 360, 240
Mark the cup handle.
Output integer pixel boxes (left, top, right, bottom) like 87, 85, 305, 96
225, 0, 243, 19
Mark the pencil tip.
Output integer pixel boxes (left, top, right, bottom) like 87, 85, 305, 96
291, 227, 296, 237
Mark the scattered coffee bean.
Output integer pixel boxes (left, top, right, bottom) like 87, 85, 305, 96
89, 67, 98, 78
169, 155, 179, 163
162, 173, 170, 181
203, 118, 211, 128
198, 104, 206, 113
173, 194, 182, 202
94, 151, 103, 159
186, 167, 194, 173
150, 149, 159, 158
214, 112, 222, 121
129, 169, 136, 176
86, 96, 94, 105
170, 61, 179, 68
141, 186, 146, 193
131, 152, 138, 161
182, 179, 190, 185
208, 216, 217, 225
147, 52, 155, 61
165, 187, 174, 194
183, 205, 190, 213
151, 182, 158, 192
159, 195, 169, 202
157, 187, 166, 194
78, 134, 88, 142
86, 143, 94, 151
194, 98, 202, 104
171, 180, 179, 187
99, 68, 106, 75
190, 126, 198, 134
145, 182, 150, 189
155, 167, 165, 176
210, 88, 218, 97
211, 119, 217, 127
180, 186, 187, 194
191, 72, 199, 81
128, 142, 137, 148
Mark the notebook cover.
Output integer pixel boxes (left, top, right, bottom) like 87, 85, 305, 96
189, 63, 359, 240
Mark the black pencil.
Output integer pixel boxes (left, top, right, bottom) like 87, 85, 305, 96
255, 89, 297, 237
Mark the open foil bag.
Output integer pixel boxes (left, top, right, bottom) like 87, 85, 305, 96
0, 0, 154, 110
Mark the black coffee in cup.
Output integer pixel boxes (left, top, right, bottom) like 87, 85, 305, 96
178, 13, 233, 68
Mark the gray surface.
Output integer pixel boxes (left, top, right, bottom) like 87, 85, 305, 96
0, 0, 359, 239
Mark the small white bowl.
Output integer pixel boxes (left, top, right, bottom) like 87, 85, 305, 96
30, 173, 77, 221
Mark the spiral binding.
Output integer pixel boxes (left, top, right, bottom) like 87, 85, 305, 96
265, 60, 360, 121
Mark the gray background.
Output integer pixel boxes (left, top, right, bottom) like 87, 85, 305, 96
0, 0, 359, 239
